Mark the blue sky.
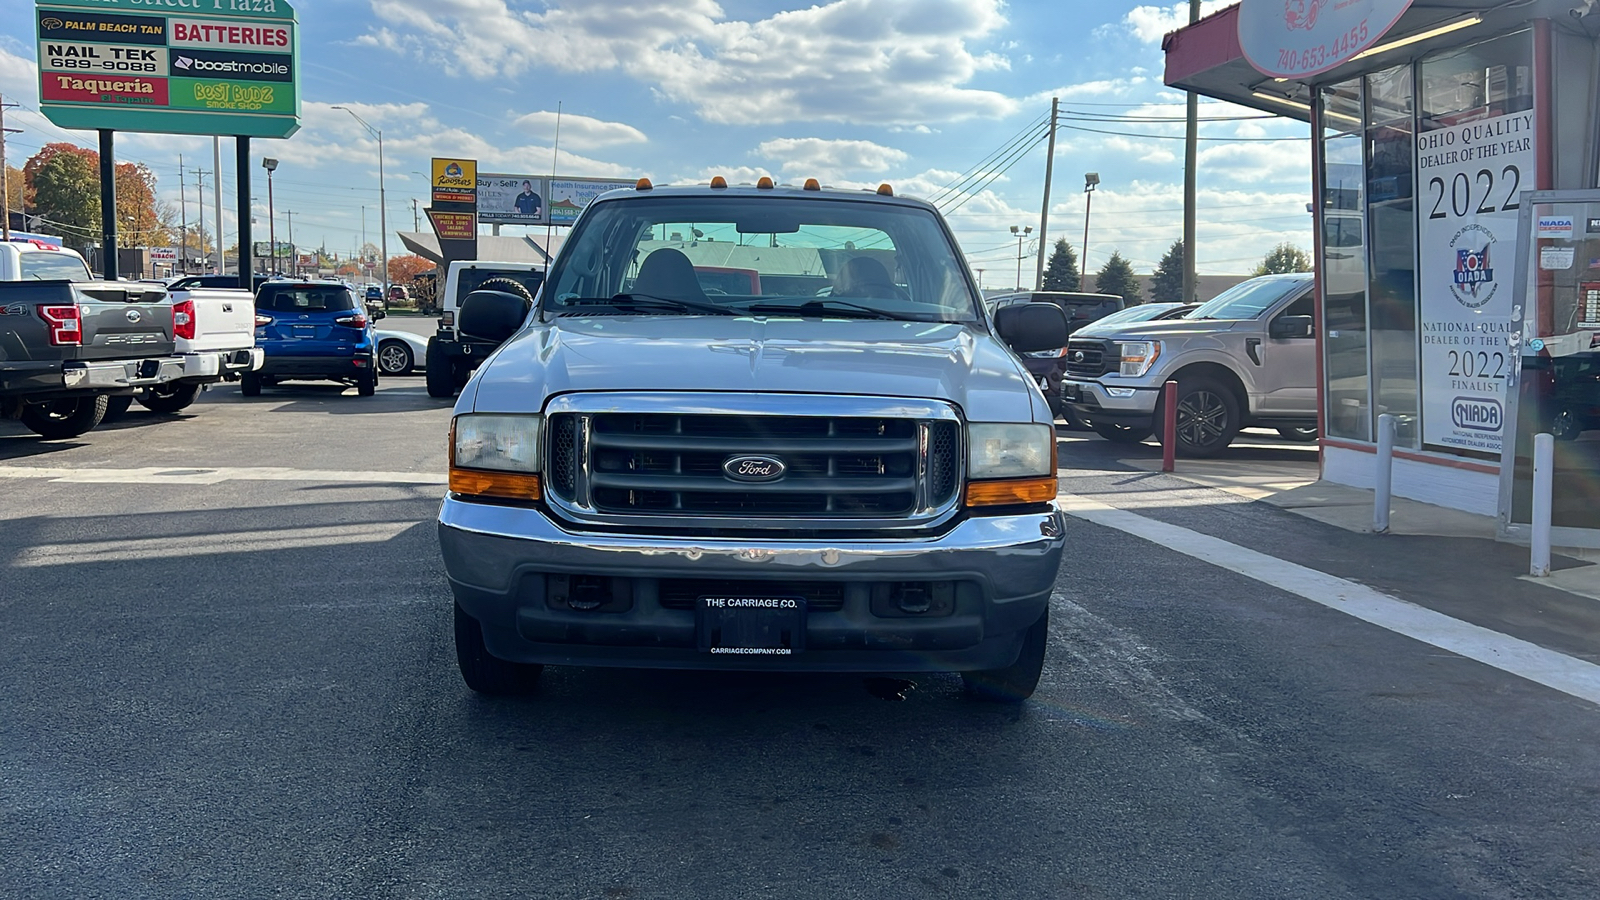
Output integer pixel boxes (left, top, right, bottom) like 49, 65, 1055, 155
0, 0, 1312, 278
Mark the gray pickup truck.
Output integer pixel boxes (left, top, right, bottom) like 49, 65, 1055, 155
438, 181, 1069, 702
1061, 273, 1318, 456
0, 279, 183, 438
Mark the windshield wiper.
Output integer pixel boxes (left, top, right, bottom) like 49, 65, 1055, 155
744, 299, 907, 320
563, 294, 735, 315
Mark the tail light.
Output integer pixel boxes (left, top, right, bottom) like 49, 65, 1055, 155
335, 313, 369, 329
440, 311, 455, 327
173, 299, 197, 340
40, 305, 82, 346
254, 314, 274, 327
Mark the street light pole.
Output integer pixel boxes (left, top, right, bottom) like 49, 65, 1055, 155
333, 106, 388, 302
1009, 225, 1033, 291
1082, 172, 1100, 280
262, 157, 277, 276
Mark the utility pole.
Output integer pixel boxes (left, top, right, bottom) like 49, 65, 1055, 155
1034, 96, 1058, 292
1182, 0, 1201, 303
1, 93, 20, 242
191, 167, 210, 272
412, 197, 419, 232
285, 209, 295, 277
212, 136, 224, 274
179, 156, 187, 274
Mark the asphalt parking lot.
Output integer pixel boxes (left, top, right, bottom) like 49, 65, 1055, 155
4, 379, 1600, 899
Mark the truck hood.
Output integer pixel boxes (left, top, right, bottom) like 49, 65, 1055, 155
465, 316, 1046, 422
1075, 318, 1250, 341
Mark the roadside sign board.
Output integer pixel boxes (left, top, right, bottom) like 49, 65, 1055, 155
432, 158, 477, 205
1237, 0, 1414, 79
477, 174, 636, 226
427, 210, 476, 241
549, 177, 636, 225
35, 0, 300, 138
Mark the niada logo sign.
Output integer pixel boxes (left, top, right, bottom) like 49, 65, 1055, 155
1451, 396, 1502, 432
1449, 224, 1497, 309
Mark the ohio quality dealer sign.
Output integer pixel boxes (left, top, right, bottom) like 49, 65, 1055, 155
36, 0, 300, 138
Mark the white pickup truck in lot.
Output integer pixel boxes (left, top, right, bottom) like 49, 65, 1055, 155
126, 284, 262, 415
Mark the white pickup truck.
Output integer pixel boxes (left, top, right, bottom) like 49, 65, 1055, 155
123, 285, 262, 415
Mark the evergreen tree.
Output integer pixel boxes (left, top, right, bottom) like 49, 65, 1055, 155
1150, 240, 1185, 304
1094, 251, 1142, 305
1041, 238, 1080, 291
1254, 242, 1312, 276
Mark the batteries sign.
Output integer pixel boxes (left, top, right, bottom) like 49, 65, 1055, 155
36, 0, 299, 138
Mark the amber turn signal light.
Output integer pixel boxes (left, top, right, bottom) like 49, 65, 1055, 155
965, 476, 1057, 507
450, 468, 542, 501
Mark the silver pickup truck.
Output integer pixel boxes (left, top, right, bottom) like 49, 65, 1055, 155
1061, 273, 1318, 456
437, 181, 1069, 702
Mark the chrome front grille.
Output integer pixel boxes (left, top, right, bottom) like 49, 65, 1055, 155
1065, 339, 1116, 377
541, 394, 963, 532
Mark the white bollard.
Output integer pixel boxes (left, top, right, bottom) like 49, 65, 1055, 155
1530, 432, 1555, 577
1374, 413, 1395, 534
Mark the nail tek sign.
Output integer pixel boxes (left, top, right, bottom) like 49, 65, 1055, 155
36, 0, 300, 137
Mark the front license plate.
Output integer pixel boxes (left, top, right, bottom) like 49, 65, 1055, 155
697, 596, 806, 656
1063, 384, 1081, 402
293, 325, 316, 338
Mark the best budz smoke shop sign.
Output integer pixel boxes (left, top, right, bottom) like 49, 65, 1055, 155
36, 0, 300, 138
1238, 0, 1414, 79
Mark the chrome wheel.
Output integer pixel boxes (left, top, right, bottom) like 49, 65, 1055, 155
378, 341, 413, 375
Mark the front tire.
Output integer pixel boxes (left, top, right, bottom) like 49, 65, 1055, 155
21, 395, 109, 439
425, 338, 455, 398
378, 339, 414, 376
962, 607, 1048, 703
454, 602, 543, 695
1091, 420, 1153, 444
138, 382, 201, 414
102, 394, 134, 422
1157, 376, 1240, 458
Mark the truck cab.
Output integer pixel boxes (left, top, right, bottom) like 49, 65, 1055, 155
425, 260, 545, 398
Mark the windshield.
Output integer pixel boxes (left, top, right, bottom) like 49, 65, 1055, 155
19, 252, 92, 282
1079, 303, 1183, 329
545, 195, 979, 322
1189, 277, 1307, 320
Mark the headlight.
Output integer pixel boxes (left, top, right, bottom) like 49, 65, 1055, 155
1022, 347, 1067, 359
968, 423, 1053, 479
453, 414, 542, 472
1117, 340, 1160, 377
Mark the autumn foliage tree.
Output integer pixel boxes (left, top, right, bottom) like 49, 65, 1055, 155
23, 142, 172, 251
387, 253, 435, 286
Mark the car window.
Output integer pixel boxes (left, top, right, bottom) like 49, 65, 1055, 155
1279, 294, 1315, 319
1190, 278, 1309, 320
257, 287, 359, 313
19, 252, 93, 282
546, 196, 979, 322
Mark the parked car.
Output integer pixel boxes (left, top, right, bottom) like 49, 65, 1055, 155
1069, 302, 1199, 337
167, 273, 270, 293
1061, 273, 1317, 455
107, 284, 263, 418
374, 327, 428, 376
244, 281, 379, 397
988, 291, 1126, 418
364, 285, 384, 304
425, 261, 545, 398
440, 180, 1069, 702
387, 284, 409, 303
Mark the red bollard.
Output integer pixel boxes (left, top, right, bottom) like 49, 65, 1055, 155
1161, 380, 1178, 472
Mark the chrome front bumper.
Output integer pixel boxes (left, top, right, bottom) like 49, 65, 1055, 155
438, 497, 1066, 671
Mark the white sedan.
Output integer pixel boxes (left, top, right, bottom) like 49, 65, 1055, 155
374, 329, 429, 376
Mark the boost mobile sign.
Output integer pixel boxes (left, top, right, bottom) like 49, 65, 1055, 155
1416, 109, 1537, 456
36, 0, 300, 137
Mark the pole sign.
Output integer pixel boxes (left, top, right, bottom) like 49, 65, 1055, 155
1415, 108, 1537, 456
1237, 0, 1413, 79
36, 0, 298, 138
431, 158, 477, 205
429, 157, 477, 263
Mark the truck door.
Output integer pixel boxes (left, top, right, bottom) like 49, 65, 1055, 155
1255, 292, 1318, 414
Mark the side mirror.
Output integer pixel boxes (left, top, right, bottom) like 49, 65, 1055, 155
458, 289, 532, 343
994, 302, 1070, 354
1270, 315, 1314, 339
371, 307, 387, 321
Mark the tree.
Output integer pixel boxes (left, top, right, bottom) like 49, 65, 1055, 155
113, 162, 171, 248
1095, 251, 1142, 305
1040, 238, 1080, 291
1150, 240, 1185, 304
388, 253, 435, 286
29, 148, 100, 253
1254, 242, 1312, 276
4, 165, 22, 219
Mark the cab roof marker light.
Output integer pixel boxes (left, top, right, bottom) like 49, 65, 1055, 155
876, 183, 894, 197
709, 176, 728, 189
803, 178, 821, 191
756, 176, 775, 189
636, 177, 653, 191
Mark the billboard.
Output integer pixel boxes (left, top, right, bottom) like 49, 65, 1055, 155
431, 158, 477, 205
477, 174, 547, 225
35, 0, 300, 138
549, 177, 636, 225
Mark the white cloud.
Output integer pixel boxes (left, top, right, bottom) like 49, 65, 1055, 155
512, 110, 648, 150
1123, 1, 1232, 43
755, 137, 909, 179
362, 0, 1017, 126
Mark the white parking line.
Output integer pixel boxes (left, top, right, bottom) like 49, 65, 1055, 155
1058, 491, 1600, 708
0, 465, 447, 486
12, 521, 418, 568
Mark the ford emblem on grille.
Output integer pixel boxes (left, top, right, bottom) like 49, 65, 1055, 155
723, 455, 787, 482
125, 309, 142, 323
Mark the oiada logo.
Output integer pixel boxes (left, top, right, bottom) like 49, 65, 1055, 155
1452, 396, 1502, 432
723, 455, 787, 483
1283, 0, 1328, 30
1449, 224, 1498, 309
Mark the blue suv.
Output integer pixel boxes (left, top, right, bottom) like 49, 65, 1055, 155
244, 282, 379, 397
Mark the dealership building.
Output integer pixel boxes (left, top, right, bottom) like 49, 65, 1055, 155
1164, 0, 1600, 545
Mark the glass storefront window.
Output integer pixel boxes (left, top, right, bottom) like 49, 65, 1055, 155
1321, 79, 1370, 442
1366, 65, 1420, 448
